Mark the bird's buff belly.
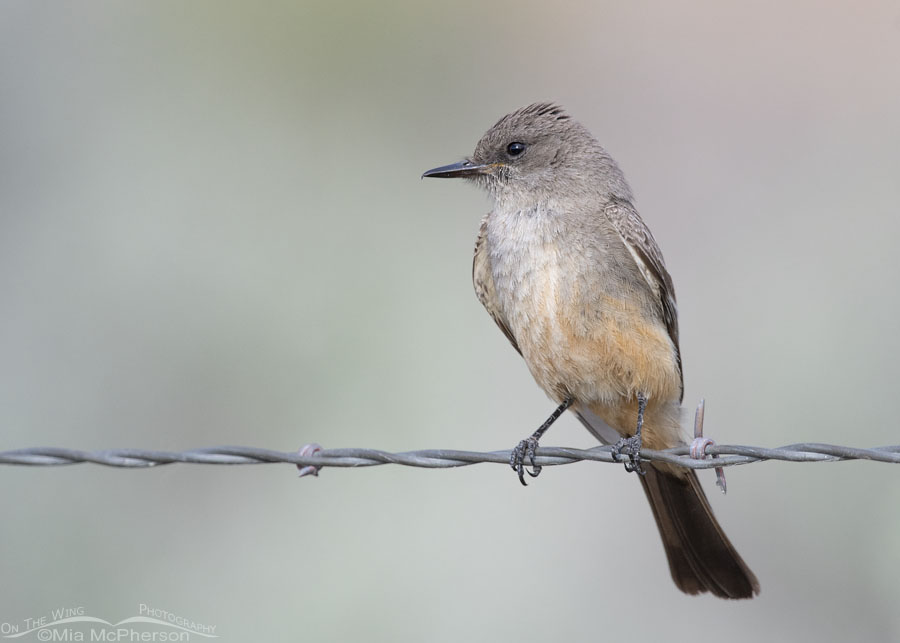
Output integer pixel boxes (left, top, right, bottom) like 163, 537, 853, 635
503, 269, 682, 417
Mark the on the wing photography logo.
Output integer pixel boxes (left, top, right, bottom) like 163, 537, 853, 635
1, 604, 217, 641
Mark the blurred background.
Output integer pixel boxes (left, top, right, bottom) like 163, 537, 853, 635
1, 1, 899, 641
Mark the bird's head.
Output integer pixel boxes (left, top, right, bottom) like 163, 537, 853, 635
423, 102, 631, 203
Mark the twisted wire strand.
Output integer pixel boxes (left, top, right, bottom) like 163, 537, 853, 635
0, 443, 898, 469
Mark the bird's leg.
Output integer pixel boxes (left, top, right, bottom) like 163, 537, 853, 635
611, 392, 647, 475
510, 397, 573, 486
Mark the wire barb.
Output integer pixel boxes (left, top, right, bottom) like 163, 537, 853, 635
689, 398, 727, 493
0, 443, 898, 469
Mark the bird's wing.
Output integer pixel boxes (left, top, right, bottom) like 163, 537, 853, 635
602, 198, 683, 398
472, 214, 521, 355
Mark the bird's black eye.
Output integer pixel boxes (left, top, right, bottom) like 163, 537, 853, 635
506, 142, 526, 157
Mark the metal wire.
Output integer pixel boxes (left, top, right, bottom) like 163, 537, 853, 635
0, 443, 898, 469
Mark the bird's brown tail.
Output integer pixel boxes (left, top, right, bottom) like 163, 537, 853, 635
639, 465, 760, 599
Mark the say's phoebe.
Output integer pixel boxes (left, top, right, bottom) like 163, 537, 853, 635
423, 103, 759, 599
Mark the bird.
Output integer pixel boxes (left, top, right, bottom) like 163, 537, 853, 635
423, 102, 759, 599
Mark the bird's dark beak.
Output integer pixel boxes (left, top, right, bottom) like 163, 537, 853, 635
422, 160, 493, 179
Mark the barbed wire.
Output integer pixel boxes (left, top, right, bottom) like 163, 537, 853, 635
0, 443, 898, 470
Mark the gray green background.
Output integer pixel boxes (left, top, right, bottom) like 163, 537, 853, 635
2, 1, 899, 641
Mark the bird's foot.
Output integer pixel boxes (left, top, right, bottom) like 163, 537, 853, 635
509, 397, 574, 486
611, 434, 645, 475
611, 391, 648, 475
510, 435, 542, 485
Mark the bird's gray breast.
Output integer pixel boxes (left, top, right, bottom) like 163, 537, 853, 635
485, 202, 631, 336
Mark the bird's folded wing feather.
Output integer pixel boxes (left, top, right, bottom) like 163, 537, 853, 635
602, 198, 683, 396
472, 214, 521, 355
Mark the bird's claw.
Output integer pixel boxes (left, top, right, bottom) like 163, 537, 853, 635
611, 434, 645, 475
509, 398, 574, 486
510, 437, 542, 485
